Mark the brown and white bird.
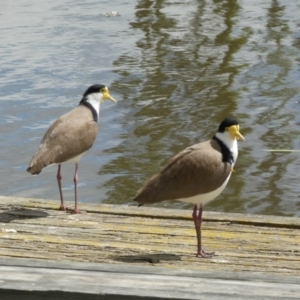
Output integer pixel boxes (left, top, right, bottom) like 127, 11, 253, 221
133, 118, 245, 257
27, 84, 116, 213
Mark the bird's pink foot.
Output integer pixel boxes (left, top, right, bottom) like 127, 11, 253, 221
66, 206, 81, 214
58, 205, 66, 211
196, 249, 215, 258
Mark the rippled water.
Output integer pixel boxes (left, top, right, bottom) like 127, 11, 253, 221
1, 0, 300, 216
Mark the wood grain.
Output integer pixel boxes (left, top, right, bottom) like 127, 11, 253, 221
0, 196, 300, 299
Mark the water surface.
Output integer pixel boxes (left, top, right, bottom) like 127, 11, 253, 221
1, 0, 300, 216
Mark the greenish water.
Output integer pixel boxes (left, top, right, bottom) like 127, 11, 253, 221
1, 0, 300, 216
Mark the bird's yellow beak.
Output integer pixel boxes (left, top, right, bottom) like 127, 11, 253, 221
101, 87, 116, 103
228, 124, 245, 141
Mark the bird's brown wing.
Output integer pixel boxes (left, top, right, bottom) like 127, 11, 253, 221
27, 106, 98, 174
133, 140, 232, 204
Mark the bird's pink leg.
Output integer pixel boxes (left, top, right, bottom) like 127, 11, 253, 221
66, 163, 80, 214
192, 204, 214, 258
56, 164, 66, 211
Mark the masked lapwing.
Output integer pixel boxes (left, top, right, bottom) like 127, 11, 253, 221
27, 84, 116, 213
133, 118, 245, 257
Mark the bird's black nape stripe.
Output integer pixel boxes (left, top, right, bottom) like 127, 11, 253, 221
213, 136, 234, 164
80, 101, 98, 122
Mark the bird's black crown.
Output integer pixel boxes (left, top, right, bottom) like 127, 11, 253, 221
82, 84, 106, 100
218, 118, 239, 133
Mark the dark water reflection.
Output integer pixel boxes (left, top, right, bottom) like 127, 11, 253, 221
1, 0, 300, 216
103, 0, 300, 216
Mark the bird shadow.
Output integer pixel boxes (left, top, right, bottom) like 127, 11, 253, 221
113, 253, 181, 264
0, 207, 49, 223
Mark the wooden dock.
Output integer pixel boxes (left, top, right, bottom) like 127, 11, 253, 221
0, 196, 300, 299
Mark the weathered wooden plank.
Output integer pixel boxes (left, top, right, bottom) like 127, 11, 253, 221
1, 257, 300, 300
1, 196, 300, 299
1, 195, 300, 227
0, 196, 299, 275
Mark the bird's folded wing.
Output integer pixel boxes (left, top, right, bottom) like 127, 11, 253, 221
134, 142, 232, 204
28, 107, 98, 173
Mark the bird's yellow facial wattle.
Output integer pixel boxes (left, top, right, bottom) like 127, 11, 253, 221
227, 124, 245, 141
101, 87, 116, 103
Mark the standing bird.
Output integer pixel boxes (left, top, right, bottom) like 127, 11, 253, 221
133, 118, 245, 257
27, 84, 116, 213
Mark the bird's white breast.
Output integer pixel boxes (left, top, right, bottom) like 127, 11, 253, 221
231, 139, 238, 164
215, 131, 239, 164
86, 93, 101, 116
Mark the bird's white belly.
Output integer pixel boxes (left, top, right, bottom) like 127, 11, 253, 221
65, 152, 86, 164
47, 152, 86, 167
177, 173, 232, 206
